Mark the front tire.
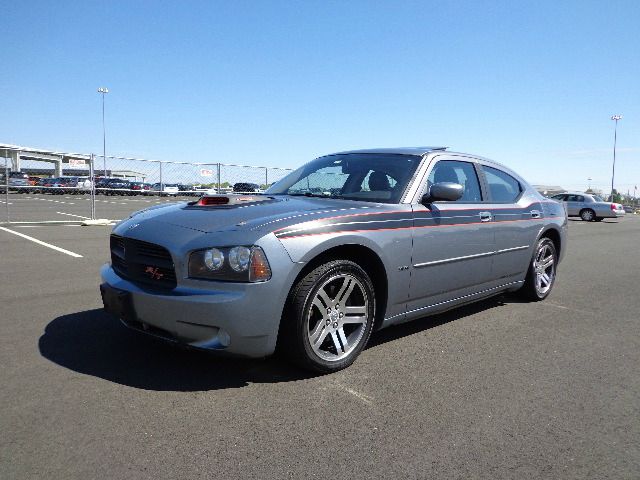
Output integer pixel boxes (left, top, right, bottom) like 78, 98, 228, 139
519, 237, 558, 301
280, 260, 376, 373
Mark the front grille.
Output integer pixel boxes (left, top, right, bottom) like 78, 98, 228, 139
110, 235, 177, 289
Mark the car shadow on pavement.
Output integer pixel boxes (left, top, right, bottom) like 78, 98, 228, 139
39, 309, 314, 392
40, 296, 514, 392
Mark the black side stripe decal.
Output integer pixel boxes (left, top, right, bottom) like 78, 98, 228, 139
275, 203, 546, 239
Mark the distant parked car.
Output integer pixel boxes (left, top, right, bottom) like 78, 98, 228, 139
551, 192, 626, 221
181, 184, 202, 197
39, 177, 59, 194
128, 182, 151, 195
95, 177, 113, 194
233, 182, 263, 193
33, 177, 50, 193
150, 183, 180, 196
0, 172, 30, 193
6, 177, 30, 193
9, 172, 29, 180
622, 205, 635, 214
103, 178, 131, 195
75, 176, 93, 193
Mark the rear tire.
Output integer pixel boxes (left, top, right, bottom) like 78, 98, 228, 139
518, 237, 558, 301
580, 209, 595, 221
279, 260, 376, 373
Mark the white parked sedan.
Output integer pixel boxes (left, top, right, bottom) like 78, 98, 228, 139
551, 192, 625, 221
150, 183, 180, 196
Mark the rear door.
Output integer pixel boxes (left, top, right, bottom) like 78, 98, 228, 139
479, 164, 545, 281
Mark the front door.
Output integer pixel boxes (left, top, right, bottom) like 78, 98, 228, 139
408, 159, 495, 314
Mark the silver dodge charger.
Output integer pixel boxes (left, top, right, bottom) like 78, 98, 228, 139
101, 147, 568, 372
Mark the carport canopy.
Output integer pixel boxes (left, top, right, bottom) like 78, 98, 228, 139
0, 143, 91, 177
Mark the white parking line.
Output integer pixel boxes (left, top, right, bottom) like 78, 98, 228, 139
0, 226, 83, 257
29, 197, 76, 205
56, 211, 90, 220
15, 224, 82, 228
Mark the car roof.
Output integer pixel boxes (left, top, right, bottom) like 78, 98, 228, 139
331, 147, 448, 156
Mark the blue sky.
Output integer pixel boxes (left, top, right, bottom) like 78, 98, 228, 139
1, 0, 639, 193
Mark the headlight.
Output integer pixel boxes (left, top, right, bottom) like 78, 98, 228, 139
229, 246, 251, 272
188, 245, 271, 282
204, 248, 224, 271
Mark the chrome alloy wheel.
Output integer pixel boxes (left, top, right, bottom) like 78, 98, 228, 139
581, 209, 594, 221
306, 274, 370, 362
533, 243, 556, 296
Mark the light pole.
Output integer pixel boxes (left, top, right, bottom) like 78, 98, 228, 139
587, 177, 592, 192
610, 114, 622, 202
98, 87, 109, 176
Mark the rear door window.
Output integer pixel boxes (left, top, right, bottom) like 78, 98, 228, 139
482, 166, 522, 203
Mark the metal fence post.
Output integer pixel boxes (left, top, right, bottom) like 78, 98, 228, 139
159, 161, 163, 192
264, 167, 268, 189
90, 153, 96, 220
4, 155, 9, 223
217, 163, 221, 193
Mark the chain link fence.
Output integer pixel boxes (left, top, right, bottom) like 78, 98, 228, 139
0, 146, 293, 224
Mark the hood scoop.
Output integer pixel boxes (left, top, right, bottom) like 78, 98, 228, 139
186, 194, 275, 209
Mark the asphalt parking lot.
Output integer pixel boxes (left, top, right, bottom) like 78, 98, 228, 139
0, 192, 193, 223
1, 197, 639, 479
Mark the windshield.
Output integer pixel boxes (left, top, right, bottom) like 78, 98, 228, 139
265, 153, 422, 203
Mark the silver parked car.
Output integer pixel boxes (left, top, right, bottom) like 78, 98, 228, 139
550, 192, 625, 221
100, 147, 567, 372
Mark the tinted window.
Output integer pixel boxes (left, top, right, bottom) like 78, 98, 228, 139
551, 194, 566, 200
566, 195, 584, 202
483, 166, 521, 203
427, 160, 482, 202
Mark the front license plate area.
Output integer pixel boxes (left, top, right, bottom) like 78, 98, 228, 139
100, 283, 137, 322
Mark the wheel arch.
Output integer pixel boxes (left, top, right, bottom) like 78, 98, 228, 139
537, 226, 562, 260
283, 242, 389, 332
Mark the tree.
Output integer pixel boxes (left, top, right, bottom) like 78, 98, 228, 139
608, 189, 623, 204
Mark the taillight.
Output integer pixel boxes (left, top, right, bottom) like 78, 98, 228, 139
611, 204, 616, 211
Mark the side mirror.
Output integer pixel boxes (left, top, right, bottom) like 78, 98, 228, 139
422, 182, 464, 204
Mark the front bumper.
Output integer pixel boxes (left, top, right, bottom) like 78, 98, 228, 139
100, 262, 295, 358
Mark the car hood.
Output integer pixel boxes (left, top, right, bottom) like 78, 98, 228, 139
122, 195, 396, 234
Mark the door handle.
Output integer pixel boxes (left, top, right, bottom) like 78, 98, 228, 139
479, 211, 492, 222
530, 209, 541, 219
